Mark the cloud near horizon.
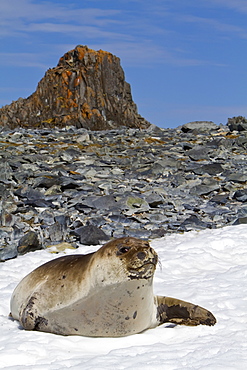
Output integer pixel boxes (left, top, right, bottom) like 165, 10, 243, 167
208, 0, 247, 14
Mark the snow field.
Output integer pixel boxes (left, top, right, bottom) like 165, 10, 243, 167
0, 224, 247, 369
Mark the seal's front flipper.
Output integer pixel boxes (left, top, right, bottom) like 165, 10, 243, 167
156, 296, 216, 326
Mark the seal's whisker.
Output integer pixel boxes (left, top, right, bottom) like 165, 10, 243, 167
158, 258, 163, 271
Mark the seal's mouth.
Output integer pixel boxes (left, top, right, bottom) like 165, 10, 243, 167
128, 261, 156, 280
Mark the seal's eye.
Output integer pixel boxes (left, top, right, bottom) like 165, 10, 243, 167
116, 246, 130, 256
120, 247, 130, 253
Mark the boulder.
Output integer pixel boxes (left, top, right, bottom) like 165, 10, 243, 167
181, 121, 219, 133
17, 231, 42, 255
74, 225, 110, 245
227, 116, 247, 132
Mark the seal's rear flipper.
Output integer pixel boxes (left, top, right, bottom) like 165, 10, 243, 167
155, 296, 216, 326
19, 294, 49, 331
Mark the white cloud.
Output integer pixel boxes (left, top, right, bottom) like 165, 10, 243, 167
179, 14, 247, 39
88, 40, 215, 68
208, 0, 247, 13
24, 23, 132, 42
0, 0, 120, 22
0, 0, 122, 38
0, 52, 48, 69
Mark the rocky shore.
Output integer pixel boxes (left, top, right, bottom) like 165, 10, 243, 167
1, 118, 247, 261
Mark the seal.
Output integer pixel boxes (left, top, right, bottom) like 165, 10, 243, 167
10, 237, 216, 337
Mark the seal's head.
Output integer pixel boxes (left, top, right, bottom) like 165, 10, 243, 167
94, 237, 158, 281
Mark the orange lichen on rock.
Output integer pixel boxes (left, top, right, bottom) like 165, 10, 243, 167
76, 46, 86, 60
81, 103, 92, 119
74, 76, 82, 88
144, 137, 165, 145
92, 108, 102, 117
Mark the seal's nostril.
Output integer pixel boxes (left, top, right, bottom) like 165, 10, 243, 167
137, 252, 146, 260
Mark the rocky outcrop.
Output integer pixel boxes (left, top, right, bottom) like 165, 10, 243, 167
0, 45, 150, 130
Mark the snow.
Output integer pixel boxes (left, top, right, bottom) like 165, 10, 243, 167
1, 224, 247, 369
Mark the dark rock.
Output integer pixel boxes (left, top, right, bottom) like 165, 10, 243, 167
209, 194, 229, 205
91, 195, 116, 210
39, 209, 55, 225
227, 173, 247, 183
54, 214, 71, 227
178, 215, 212, 231
46, 221, 67, 242
233, 189, 247, 202
236, 205, 247, 218
0, 244, 18, 262
85, 216, 107, 228
157, 157, 184, 170
182, 142, 193, 151
17, 231, 42, 255
193, 163, 224, 176
0, 163, 13, 183
145, 192, 164, 207
24, 198, 56, 208
150, 228, 166, 239
190, 178, 220, 196
0, 184, 7, 196
108, 214, 134, 225
208, 136, 232, 150
227, 116, 247, 132
15, 187, 44, 200
33, 175, 62, 188
75, 225, 110, 245
187, 146, 211, 161
236, 134, 247, 149
1, 213, 15, 227
233, 217, 247, 225
146, 212, 168, 224
181, 121, 219, 133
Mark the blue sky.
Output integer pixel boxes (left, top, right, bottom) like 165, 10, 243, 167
1, 0, 247, 128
